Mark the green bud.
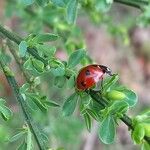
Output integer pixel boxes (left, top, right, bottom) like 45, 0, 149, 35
4, 66, 14, 77
106, 90, 126, 101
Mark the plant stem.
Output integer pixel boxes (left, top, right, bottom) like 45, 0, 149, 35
0, 55, 47, 150
114, 0, 149, 10
89, 90, 150, 144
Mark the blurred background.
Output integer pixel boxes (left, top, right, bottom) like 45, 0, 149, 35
0, 0, 150, 150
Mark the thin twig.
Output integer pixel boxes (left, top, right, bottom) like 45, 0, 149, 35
114, 0, 149, 10
0, 54, 47, 150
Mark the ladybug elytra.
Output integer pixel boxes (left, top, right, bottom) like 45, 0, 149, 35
76, 64, 112, 91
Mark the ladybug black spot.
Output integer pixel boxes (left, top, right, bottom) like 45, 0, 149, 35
85, 70, 90, 76
81, 81, 86, 87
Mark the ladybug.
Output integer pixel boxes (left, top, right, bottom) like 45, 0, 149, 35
76, 64, 112, 91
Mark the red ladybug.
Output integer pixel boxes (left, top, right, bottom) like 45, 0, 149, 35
76, 64, 112, 91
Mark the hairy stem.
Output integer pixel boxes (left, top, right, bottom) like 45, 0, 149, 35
0, 55, 47, 150
89, 90, 150, 144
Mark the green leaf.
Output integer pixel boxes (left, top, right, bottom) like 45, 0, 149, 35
26, 93, 47, 112
86, 109, 99, 121
20, 83, 30, 93
36, 44, 56, 57
23, 58, 33, 70
0, 98, 12, 121
21, 0, 34, 5
62, 92, 78, 116
50, 67, 65, 77
67, 75, 75, 89
83, 113, 92, 132
66, 0, 78, 24
27, 127, 32, 150
120, 89, 138, 107
54, 76, 66, 88
103, 74, 119, 91
45, 100, 60, 107
19, 41, 28, 57
9, 131, 26, 142
33, 33, 59, 43
99, 115, 116, 144
35, 0, 47, 6
141, 141, 150, 150
51, 0, 67, 7
132, 124, 145, 144
32, 58, 44, 73
95, 0, 112, 13
109, 101, 129, 115
67, 49, 86, 68
17, 141, 27, 150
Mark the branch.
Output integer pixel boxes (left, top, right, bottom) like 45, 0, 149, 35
89, 90, 150, 144
0, 54, 47, 150
114, 0, 149, 10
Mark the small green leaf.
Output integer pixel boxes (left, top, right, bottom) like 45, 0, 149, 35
120, 89, 138, 107
33, 33, 59, 43
141, 141, 150, 150
132, 124, 145, 144
9, 131, 26, 142
86, 109, 99, 121
35, 0, 47, 6
83, 113, 92, 132
109, 101, 129, 115
21, 0, 34, 5
45, 100, 60, 107
0, 98, 12, 121
17, 141, 27, 150
36, 44, 56, 57
50, 67, 65, 77
51, 0, 68, 7
99, 115, 116, 144
67, 49, 86, 68
26, 93, 47, 112
23, 58, 33, 70
62, 92, 78, 116
67, 75, 75, 88
54, 76, 66, 88
27, 127, 32, 150
20, 83, 30, 93
103, 74, 119, 91
32, 58, 44, 73
19, 41, 28, 57
66, 0, 78, 24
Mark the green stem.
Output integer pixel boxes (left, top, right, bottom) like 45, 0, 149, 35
89, 90, 150, 144
114, 0, 149, 10
0, 55, 47, 150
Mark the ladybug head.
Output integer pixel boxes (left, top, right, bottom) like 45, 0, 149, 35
99, 65, 113, 76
